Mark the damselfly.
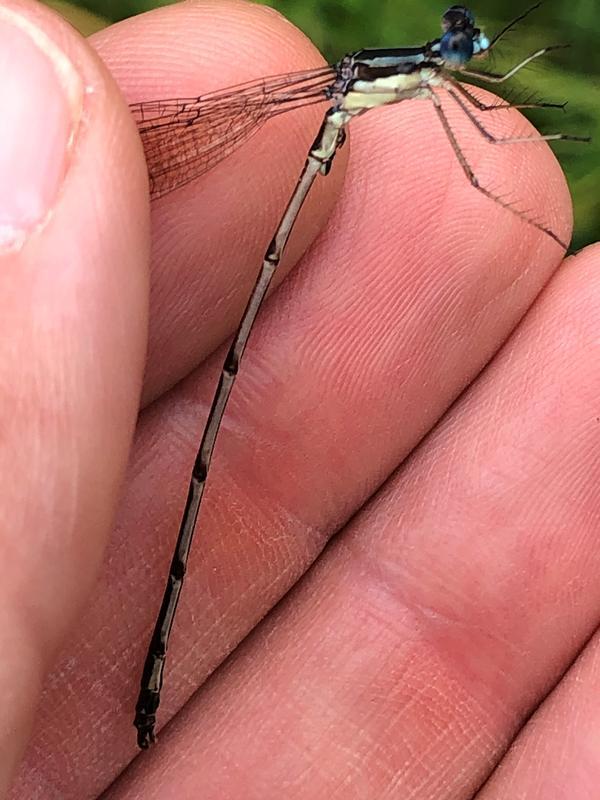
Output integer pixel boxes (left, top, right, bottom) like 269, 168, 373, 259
130, 3, 588, 749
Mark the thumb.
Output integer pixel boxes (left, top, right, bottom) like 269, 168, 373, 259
0, 0, 148, 790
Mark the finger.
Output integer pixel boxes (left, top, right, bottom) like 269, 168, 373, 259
91, 0, 347, 404
12, 53, 577, 799
14, 67, 576, 798
477, 628, 600, 798
0, 0, 148, 792
103, 243, 600, 798
90, 1, 575, 405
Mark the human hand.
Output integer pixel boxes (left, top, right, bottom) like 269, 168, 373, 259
4, 2, 599, 798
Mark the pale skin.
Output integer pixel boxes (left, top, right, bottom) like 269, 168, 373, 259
2, 1, 600, 798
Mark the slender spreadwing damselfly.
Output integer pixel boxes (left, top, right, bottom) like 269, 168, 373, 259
130, 3, 588, 749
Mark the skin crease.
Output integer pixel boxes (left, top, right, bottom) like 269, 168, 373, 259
2, 0, 599, 798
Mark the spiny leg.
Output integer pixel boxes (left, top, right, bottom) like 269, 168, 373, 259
444, 86, 589, 146
462, 44, 568, 83
133, 109, 345, 750
428, 91, 566, 249
447, 75, 566, 113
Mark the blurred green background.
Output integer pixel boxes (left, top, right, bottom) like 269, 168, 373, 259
48, 0, 598, 249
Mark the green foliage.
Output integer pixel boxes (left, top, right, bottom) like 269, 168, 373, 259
44, 0, 107, 33
64, 0, 599, 247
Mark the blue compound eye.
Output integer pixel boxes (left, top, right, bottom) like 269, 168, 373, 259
440, 29, 475, 65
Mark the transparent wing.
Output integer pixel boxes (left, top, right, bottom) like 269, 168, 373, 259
130, 66, 336, 199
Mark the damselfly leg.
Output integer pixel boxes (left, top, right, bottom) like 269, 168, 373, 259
462, 44, 570, 83
431, 45, 589, 246
446, 88, 583, 148
446, 77, 566, 113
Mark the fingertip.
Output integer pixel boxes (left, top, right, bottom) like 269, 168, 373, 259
0, 1, 150, 789
0, 3, 85, 252
93, 0, 325, 98
92, 0, 347, 403
0, 0, 151, 489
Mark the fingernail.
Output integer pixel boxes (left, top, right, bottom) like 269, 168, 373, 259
0, 6, 83, 252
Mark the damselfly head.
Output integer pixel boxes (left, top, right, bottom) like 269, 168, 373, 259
441, 5, 475, 32
440, 5, 490, 67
